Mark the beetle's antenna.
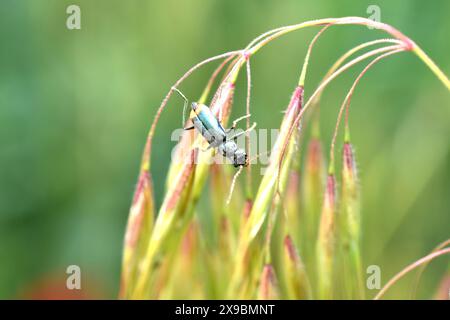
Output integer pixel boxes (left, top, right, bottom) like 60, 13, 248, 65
226, 165, 244, 205
228, 122, 257, 141
231, 114, 252, 129
172, 87, 189, 127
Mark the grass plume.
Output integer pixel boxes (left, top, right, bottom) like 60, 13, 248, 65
120, 17, 450, 300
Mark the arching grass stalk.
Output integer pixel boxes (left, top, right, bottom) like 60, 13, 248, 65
323, 48, 405, 299
374, 247, 450, 300
312, 38, 403, 105
245, 56, 253, 198
411, 239, 450, 299
328, 48, 405, 173
137, 16, 448, 223
277, 45, 402, 192
244, 17, 448, 91
247, 17, 414, 54
198, 53, 239, 105
298, 24, 332, 87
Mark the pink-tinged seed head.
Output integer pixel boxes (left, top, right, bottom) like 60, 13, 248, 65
259, 264, 280, 300
284, 86, 303, 121
316, 174, 337, 299
434, 274, 450, 300
283, 234, 311, 299
181, 222, 198, 258
126, 170, 154, 248
286, 171, 300, 198
210, 81, 235, 121
325, 174, 336, 208
166, 149, 198, 211
284, 235, 299, 264
343, 142, 357, 179
242, 199, 253, 220
307, 138, 323, 173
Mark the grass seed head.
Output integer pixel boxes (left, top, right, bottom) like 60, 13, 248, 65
244, 86, 303, 243
341, 143, 360, 238
258, 264, 280, 300
120, 169, 155, 298
131, 149, 198, 298
339, 142, 364, 299
229, 86, 303, 298
282, 235, 311, 299
316, 174, 336, 299
285, 170, 301, 245
301, 137, 326, 260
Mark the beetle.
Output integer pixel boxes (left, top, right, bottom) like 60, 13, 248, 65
173, 87, 256, 168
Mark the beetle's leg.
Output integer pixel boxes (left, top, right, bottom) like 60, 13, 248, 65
226, 165, 244, 205
226, 114, 252, 133
227, 122, 257, 141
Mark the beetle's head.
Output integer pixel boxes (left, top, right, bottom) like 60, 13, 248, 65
233, 148, 248, 167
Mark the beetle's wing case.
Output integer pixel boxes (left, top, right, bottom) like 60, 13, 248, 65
191, 103, 226, 147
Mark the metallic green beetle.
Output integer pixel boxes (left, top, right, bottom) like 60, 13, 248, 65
174, 87, 255, 167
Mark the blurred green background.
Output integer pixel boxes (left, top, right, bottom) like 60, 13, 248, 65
0, 0, 449, 299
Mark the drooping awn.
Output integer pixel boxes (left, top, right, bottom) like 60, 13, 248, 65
172, 87, 256, 168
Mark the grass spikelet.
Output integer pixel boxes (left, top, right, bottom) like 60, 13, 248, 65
131, 149, 198, 298
316, 174, 336, 299
284, 170, 301, 246
119, 169, 155, 298
411, 239, 450, 298
301, 135, 326, 263
282, 235, 311, 299
229, 86, 303, 297
210, 164, 243, 237
339, 142, 364, 299
244, 86, 303, 242
258, 264, 280, 300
